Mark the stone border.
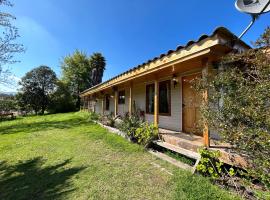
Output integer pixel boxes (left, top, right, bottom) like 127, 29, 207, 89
94, 121, 130, 141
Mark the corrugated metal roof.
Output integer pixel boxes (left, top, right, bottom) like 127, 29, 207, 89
81, 27, 250, 95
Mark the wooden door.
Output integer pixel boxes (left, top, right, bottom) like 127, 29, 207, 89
182, 74, 202, 135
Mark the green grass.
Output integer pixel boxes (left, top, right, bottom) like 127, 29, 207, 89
0, 112, 239, 200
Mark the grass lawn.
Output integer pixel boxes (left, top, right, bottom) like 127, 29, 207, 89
0, 112, 239, 200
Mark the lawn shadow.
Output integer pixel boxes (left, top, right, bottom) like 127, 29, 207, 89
0, 116, 94, 135
0, 157, 86, 200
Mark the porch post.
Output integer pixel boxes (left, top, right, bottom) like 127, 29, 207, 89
154, 79, 159, 127
87, 98, 89, 111
114, 89, 118, 117
129, 83, 133, 116
101, 96, 104, 115
202, 58, 210, 148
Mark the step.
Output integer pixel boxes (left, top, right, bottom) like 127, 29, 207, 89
149, 150, 193, 172
153, 140, 200, 160
160, 134, 203, 152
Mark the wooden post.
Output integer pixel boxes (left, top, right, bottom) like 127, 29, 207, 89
101, 96, 104, 115
129, 83, 133, 116
154, 79, 159, 127
87, 96, 90, 111
114, 90, 118, 117
202, 58, 210, 148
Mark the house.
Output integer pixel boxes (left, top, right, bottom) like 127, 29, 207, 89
80, 27, 250, 159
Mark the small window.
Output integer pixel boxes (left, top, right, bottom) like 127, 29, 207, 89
146, 84, 155, 114
105, 95, 110, 110
118, 90, 125, 104
159, 80, 171, 115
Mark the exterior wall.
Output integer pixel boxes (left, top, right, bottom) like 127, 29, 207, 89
133, 78, 182, 131
91, 77, 182, 132
95, 99, 102, 114
118, 87, 129, 116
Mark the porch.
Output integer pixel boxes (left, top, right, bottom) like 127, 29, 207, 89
157, 128, 248, 169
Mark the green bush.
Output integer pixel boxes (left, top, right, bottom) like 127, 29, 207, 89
119, 114, 143, 141
135, 122, 158, 147
193, 27, 270, 188
196, 149, 225, 179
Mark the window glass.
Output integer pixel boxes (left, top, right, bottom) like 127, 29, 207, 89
105, 95, 110, 110
146, 84, 154, 114
118, 90, 125, 104
159, 80, 171, 114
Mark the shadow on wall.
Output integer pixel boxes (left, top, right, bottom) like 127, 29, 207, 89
0, 157, 86, 200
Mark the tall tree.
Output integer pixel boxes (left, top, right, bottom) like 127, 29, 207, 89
61, 51, 106, 109
89, 53, 106, 87
18, 66, 57, 114
61, 50, 91, 108
0, 0, 24, 85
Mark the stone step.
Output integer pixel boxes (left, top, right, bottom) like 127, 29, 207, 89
153, 140, 200, 160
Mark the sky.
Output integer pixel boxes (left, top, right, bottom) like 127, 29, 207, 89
1, 0, 270, 92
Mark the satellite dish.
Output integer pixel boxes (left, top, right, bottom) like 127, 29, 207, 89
235, 0, 270, 15
235, 0, 270, 38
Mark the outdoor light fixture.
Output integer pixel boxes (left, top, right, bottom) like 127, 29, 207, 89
172, 74, 179, 88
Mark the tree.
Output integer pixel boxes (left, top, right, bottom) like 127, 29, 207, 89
194, 27, 270, 188
18, 66, 57, 114
61, 50, 91, 109
0, 93, 16, 113
48, 81, 76, 113
89, 53, 106, 86
61, 51, 106, 109
0, 0, 24, 85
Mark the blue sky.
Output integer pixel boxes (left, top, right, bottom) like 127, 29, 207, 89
1, 0, 270, 92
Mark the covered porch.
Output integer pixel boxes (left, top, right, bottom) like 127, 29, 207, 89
80, 28, 250, 163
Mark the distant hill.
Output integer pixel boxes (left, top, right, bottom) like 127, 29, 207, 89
0, 92, 17, 97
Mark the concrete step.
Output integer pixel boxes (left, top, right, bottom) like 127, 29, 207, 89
160, 134, 203, 152
153, 140, 200, 160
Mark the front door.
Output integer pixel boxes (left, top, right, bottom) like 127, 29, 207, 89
182, 73, 202, 135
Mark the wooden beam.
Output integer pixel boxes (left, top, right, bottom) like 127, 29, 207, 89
154, 79, 159, 127
129, 83, 133, 116
202, 58, 210, 148
114, 90, 118, 117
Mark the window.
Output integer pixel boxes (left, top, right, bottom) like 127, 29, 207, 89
145, 80, 171, 115
105, 95, 110, 110
146, 84, 155, 114
159, 80, 171, 115
118, 90, 125, 104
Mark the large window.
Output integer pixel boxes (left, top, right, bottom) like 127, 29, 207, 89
118, 90, 125, 104
146, 84, 155, 114
105, 95, 110, 110
146, 80, 171, 115
159, 80, 171, 115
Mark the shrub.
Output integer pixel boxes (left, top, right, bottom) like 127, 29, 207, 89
100, 113, 117, 127
196, 149, 225, 179
88, 112, 100, 121
193, 27, 270, 188
135, 122, 158, 147
119, 114, 143, 141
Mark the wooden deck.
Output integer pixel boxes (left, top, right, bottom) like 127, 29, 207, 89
158, 128, 248, 169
